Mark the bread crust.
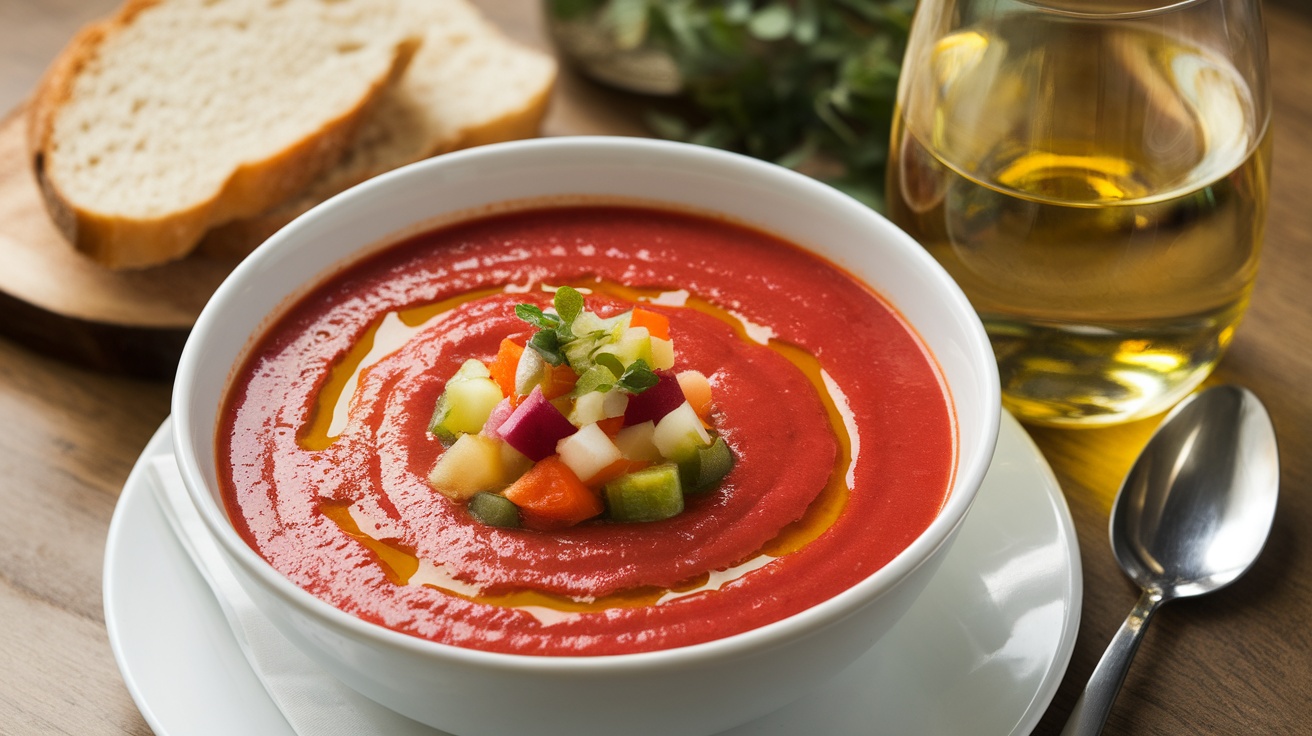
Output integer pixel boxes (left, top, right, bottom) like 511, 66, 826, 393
195, 74, 555, 258
27, 0, 419, 270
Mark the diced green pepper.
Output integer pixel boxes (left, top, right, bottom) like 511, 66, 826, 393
604, 464, 684, 522
467, 492, 521, 528
678, 435, 735, 494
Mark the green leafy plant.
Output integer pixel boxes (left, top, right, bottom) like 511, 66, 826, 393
546, 0, 915, 209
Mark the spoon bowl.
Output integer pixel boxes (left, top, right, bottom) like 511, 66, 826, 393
1062, 384, 1279, 735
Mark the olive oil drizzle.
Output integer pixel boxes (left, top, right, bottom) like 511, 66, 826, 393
305, 279, 857, 617
299, 286, 506, 451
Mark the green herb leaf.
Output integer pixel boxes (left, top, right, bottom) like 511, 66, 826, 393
515, 304, 561, 331
571, 364, 619, 397
593, 352, 626, 377
553, 286, 585, 326
617, 359, 659, 394
527, 330, 567, 366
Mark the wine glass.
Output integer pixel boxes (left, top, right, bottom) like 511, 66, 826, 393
887, 0, 1271, 426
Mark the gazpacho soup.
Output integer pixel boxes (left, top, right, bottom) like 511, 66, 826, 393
219, 205, 956, 656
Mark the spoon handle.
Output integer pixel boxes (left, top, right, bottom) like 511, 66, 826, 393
1060, 590, 1166, 736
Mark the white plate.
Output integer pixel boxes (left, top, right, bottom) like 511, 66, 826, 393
104, 412, 1080, 736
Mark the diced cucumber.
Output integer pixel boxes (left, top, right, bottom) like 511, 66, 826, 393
594, 326, 654, 371
677, 435, 735, 494
652, 402, 711, 462
429, 372, 503, 445
614, 421, 662, 462
427, 434, 508, 500
467, 492, 520, 528
569, 310, 627, 339
604, 464, 684, 522
570, 388, 629, 426
563, 312, 628, 370
557, 423, 623, 483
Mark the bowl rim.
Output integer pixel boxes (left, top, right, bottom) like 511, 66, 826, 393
172, 135, 1001, 671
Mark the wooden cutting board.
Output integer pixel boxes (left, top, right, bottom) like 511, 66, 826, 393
0, 106, 242, 379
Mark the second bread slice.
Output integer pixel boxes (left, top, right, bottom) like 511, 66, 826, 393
199, 0, 558, 258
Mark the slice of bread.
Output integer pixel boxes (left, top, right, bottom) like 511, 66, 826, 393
198, 0, 558, 258
28, 0, 421, 269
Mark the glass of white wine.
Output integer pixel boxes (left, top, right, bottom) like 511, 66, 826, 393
888, 0, 1271, 426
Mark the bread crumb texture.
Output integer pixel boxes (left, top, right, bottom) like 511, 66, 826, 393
196, 0, 557, 258
46, 0, 412, 218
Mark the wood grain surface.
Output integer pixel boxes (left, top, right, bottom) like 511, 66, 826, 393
1, 1, 1308, 735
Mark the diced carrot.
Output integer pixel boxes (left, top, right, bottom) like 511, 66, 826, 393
630, 308, 670, 341
676, 370, 714, 420
488, 338, 524, 398
595, 416, 625, 436
539, 362, 579, 400
584, 458, 649, 488
502, 456, 603, 530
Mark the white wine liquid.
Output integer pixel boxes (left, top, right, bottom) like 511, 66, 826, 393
888, 17, 1270, 425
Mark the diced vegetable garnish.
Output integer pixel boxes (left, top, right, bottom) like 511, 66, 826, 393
488, 338, 524, 398
428, 433, 515, 500
604, 464, 684, 522
467, 491, 521, 528
613, 421, 662, 463
556, 423, 624, 483
497, 386, 577, 461
649, 337, 675, 371
425, 287, 738, 530
570, 389, 628, 427
498, 441, 534, 482
513, 344, 546, 395
622, 370, 685, 426
517, 287, 660, 395
676, 370, 714, 419
585, 457, 648, 487
539, 362, 578, 400
629, 307, 670, 340
653, 402, 712, 462
678, 435, 735, 494
502, 456, 604, 530
595, 326, 655, 370
429, 360, 504, 445
480, 397, 516, 438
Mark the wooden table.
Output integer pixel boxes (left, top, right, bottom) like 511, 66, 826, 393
1, 1, 1308, 734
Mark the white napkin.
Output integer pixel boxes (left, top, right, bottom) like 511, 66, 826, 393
146, 455, 444, 736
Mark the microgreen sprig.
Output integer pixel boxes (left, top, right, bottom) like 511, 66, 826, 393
516, 286, 659, 394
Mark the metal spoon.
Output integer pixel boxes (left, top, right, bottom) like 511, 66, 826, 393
1060, 384, 1280, 736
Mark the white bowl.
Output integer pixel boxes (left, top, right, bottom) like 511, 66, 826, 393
172, 137, 1000, 736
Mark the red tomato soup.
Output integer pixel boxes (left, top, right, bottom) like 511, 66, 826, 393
219, 205, 955, 656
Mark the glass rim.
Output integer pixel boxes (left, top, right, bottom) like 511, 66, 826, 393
1015, 0, 1213, 20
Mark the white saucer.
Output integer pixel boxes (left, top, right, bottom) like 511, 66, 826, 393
104, 412, 1080, 736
